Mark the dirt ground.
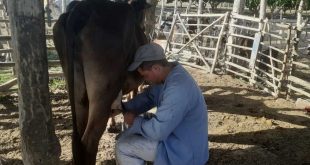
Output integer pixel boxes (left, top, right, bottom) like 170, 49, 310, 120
0, 67, 310, 165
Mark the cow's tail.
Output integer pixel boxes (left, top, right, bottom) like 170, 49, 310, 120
65, 1, 92, 164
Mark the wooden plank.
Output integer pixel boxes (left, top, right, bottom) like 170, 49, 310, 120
0, 78, 17, 92
49, 72, 63, 77
0, 62, 14, 67
0, 72, 64, 92
0, 60, 60, 67
0, 35, 11, 40
0, 49, 12, 53
0, 34, 54, 40
47, 46, 56, 50
0, 19, 10, 23
0, 19, 57, 23
288, 76, 310, 90
45, 34, 54, 39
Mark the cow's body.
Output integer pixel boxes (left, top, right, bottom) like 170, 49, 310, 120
53, 0, 147, 164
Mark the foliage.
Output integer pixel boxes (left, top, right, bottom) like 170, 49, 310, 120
245, 0, 260, 14
267, 0, 278, 12
208, 0, 233, 9
245, 0, 307, 14
49, 78, 66, 90
279, 0, 296, 12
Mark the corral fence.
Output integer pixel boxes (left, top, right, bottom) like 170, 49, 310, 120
161, 10, 310, 100
0, 0, 309, 101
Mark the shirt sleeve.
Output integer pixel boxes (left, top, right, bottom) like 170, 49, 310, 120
126, 82, 191, 141
123, 85, 162, 114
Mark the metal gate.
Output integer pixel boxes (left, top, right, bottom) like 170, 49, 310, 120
164, 12, 229, 73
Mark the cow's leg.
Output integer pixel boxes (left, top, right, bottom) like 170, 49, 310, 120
83, 83, 123, 164
81, 58, 126, 164
72, 63, 89, 165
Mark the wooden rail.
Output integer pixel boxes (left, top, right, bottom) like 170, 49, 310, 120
0, 60, 60, 68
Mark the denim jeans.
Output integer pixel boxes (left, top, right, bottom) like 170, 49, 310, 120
115, 130, 158, 165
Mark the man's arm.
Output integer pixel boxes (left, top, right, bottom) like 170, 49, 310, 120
126, 84, 191, 141
123, 84, 162, 114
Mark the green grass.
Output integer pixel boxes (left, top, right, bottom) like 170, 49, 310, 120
49, 78, 66, 91
0, 69, 15, 84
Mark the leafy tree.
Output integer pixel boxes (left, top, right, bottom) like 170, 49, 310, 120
245, 0, 260, 15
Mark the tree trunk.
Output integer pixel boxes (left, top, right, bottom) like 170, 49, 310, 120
7, 0, 61, 164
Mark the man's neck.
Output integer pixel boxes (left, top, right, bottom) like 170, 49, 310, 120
161, 62, 176, 83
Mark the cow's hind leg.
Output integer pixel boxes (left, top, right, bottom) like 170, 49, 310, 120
82, 61, 126, 164
72, 63, 89, 165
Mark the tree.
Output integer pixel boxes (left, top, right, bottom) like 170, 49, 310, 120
7, 0, 61, 164
245, 0, 260, 16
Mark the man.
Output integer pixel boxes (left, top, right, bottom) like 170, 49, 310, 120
115, 43, 209, 165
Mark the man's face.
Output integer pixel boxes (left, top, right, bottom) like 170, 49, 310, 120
137, 65, 161, 84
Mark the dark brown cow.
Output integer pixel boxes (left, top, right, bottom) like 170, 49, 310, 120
53, 0, 148, 164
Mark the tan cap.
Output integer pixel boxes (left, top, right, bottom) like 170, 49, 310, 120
128, 43, 165, 71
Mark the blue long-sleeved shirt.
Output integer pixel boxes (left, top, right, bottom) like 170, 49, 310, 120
123, 63, 209, 165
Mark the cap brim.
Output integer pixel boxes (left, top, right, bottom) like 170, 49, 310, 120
128, 61, 142, 71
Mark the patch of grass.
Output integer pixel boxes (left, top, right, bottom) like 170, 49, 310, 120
0, 69, 15, 84
49, 78, 66, 90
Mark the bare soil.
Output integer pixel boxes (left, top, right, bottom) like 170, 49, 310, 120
0, 67, 310, 165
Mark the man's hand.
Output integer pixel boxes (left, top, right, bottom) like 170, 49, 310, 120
124, 112, 137, 126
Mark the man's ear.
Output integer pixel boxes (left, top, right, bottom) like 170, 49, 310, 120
152, 64, 161, 71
